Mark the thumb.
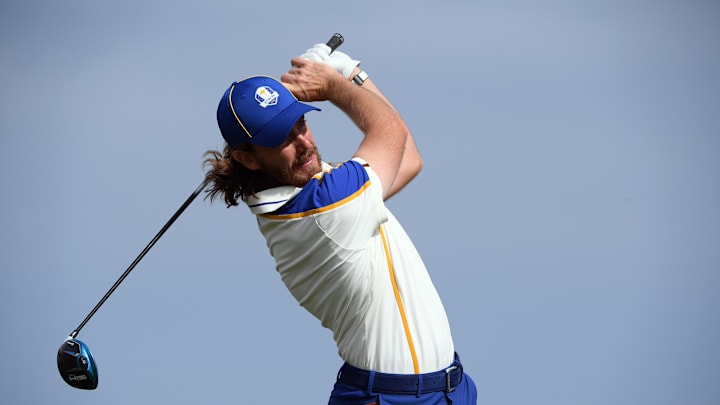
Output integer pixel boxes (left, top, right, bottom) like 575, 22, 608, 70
280, 79, 308, 101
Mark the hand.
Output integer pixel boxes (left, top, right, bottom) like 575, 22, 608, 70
281, 57, 344, 102
300, 43, 360, 79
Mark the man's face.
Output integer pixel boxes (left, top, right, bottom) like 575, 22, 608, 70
248, 117, 323, 187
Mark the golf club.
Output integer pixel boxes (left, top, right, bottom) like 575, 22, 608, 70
57, 32, 344, 390
57, 179, 206, 389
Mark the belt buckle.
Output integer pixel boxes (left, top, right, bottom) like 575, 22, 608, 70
445, 365, 458, 393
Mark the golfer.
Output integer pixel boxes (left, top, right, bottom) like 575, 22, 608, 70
203, 43, 477, 404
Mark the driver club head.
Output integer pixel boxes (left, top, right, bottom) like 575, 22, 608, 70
57, 338, 98, 389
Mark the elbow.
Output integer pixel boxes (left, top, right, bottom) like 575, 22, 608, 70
407, 132, 423, 177
403, 153, 423, 182
412, 155, 424, 177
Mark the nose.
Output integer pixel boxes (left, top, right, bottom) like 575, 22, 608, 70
294, 132, 313, 149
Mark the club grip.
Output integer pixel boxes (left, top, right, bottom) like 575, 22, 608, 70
326, 33, 344, 53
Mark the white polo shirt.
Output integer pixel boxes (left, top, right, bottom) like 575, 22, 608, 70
244, 158, 454, 374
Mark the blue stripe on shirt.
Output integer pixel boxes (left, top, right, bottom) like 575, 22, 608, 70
273, 160, 369, 215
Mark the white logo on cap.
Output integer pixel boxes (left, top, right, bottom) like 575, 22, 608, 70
255, 86, 279, 108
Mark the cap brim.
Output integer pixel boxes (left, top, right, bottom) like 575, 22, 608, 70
252, 101, 320, 147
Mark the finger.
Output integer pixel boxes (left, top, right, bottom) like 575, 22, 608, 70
284, 65, 302, 78
290, 56, 305, 67
281, 82, 309, 101
280, 80, 298, 95
280, 72, 296, 85
280, 80, 294, 91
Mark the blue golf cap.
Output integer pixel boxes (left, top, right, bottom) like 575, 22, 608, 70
217, 76, 320, 148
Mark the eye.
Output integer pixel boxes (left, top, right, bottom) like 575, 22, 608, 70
296, 116, 307, 129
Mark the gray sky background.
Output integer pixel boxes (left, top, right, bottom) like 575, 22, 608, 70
1, 1, 719, 404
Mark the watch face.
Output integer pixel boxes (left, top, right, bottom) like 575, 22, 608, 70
353, 71, 368, 85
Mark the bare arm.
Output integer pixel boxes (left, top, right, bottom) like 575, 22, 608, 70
282, 58, 411, 200
348, 67, 423, 199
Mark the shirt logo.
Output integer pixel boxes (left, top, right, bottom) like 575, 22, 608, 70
255, 86, 279, 108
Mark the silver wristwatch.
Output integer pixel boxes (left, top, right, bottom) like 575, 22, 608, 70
352, 70, 368, 86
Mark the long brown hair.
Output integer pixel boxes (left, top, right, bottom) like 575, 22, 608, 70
202, 144, 262, 207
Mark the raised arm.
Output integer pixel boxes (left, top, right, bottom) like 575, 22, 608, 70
289, 43, 423, 199
282, 57, 412, 200
347, 66, 423, 199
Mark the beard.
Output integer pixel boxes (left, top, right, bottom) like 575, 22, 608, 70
258, 147, 323, 188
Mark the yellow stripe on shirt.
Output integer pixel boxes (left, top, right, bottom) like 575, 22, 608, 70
260, 181, 372, 220
379, 225, 420, 374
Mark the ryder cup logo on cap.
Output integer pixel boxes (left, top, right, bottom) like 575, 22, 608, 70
255, 86, 278, 108
216, 76, 320, 148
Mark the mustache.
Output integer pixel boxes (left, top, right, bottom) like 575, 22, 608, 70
295, 148, 318, 165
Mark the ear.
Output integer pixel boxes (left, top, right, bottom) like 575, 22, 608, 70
232, 149, 261, 171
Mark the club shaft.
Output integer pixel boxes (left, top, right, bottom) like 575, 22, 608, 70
68, 33, 343, 339
70, 181, 206, 338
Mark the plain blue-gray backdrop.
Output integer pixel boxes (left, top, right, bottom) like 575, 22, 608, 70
1, 0, 719, 404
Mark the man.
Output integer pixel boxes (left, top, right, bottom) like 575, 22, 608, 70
203, 43, 477, 404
